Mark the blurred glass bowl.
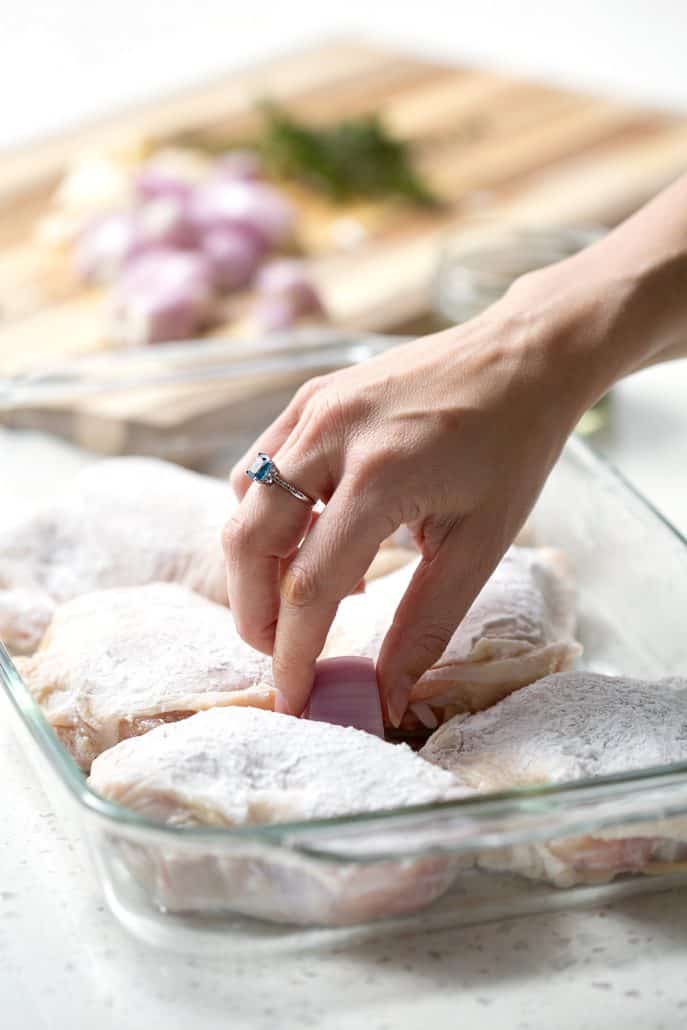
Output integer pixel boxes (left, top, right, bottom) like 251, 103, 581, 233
433, 223, 605, 324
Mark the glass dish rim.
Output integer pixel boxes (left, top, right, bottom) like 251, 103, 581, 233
4, 405, 687, 860
0, 330, 399, 405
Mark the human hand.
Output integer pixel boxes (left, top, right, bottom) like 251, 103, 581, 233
223, 265, 607, 725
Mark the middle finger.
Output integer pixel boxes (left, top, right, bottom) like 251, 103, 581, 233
223, 449, 331, 654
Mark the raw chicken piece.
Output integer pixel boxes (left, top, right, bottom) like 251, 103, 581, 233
1, 457, 235, 654
421, 671, 687, 885
88, 706, 464, 925
16, 583, 274, 770
327, 547, 581, 730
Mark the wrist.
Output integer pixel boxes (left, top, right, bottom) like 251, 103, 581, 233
499, 248, 651, 417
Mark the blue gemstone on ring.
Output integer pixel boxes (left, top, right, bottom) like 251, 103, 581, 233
246, 452, 274, 484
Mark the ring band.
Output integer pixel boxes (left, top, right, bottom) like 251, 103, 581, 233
246, 452, 315, 506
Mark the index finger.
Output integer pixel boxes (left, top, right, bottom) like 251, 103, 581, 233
271, 482, 395, 715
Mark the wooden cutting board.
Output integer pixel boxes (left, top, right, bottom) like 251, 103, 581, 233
2, 38, 686, 457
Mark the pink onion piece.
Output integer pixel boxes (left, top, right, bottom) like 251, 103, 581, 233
75, 210, 138, 283
76, 200, 196, 284
128, 197, 196, 256
135, 166, 195, 204
254, 258, 325, 330
305, 657, 384, 738
200, 225, 264, 291
255, 293, 300, 332
215, 149, 263, 181
108, 249, 216, 346
188, 180, 295, 249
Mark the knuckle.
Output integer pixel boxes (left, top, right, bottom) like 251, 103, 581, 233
418, 515, 458, 559
236, 619, 274, 655
349, 444, 397, 486
374, 506, 402, 542
346, 451, 403, 529
271, 651, 291, 678
283, 393, 336, 456
301, 395, 330, 433
293, 375, 328, 409
221, 512, 255, 557
304, 387, 349, 438
409, 620, 455, 664
280, 561, 320, 609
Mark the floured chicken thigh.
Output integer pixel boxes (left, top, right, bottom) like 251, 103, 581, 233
327, 546, 581, 730
16, 583, 274, 770
1, 457, 235, 654
89, 706, 464, 925
421, 671, 687, 886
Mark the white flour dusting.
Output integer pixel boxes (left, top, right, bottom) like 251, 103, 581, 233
421, 671, 687, 789
89, 706, 462, 825
1, 456, 235, 653
17, 583, 275, 769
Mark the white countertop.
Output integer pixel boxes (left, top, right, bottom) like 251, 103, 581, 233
2, 358, 687, 1029
3, 709, 687, 1030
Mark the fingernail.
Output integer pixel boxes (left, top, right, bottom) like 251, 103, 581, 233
274, 691, 292, 715
387, 685, 409, 728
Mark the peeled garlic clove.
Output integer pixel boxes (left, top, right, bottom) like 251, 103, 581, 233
55, 153, 134, 217
108, 249, 216, 346
305, 657, 384, 738
200, 225, 264, 291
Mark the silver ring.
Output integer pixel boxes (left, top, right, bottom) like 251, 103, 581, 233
246, 452, 315, 506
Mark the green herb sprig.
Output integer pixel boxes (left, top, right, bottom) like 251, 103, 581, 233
258, 102, 438, 207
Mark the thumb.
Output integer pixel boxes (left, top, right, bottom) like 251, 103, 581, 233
377, 513, 505, 727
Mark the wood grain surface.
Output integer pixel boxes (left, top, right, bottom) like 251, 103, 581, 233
2, 39, 685, 456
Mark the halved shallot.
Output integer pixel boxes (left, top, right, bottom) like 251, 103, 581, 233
108, 249, 216, 346
305, 657, 384, 738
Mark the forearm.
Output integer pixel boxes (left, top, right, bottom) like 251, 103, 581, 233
580, 173, 687, 369
507, 174, 687, 414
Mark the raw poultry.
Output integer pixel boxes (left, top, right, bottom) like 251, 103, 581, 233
421, 671, 687, 885
327, 546, 581, 729
16, 544, 581, 768
88, 706, 464, 924
1, 457, 235, 654
15, 583, 274, 770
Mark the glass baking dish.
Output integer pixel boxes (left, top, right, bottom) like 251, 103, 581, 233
3, 333, 687, 950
